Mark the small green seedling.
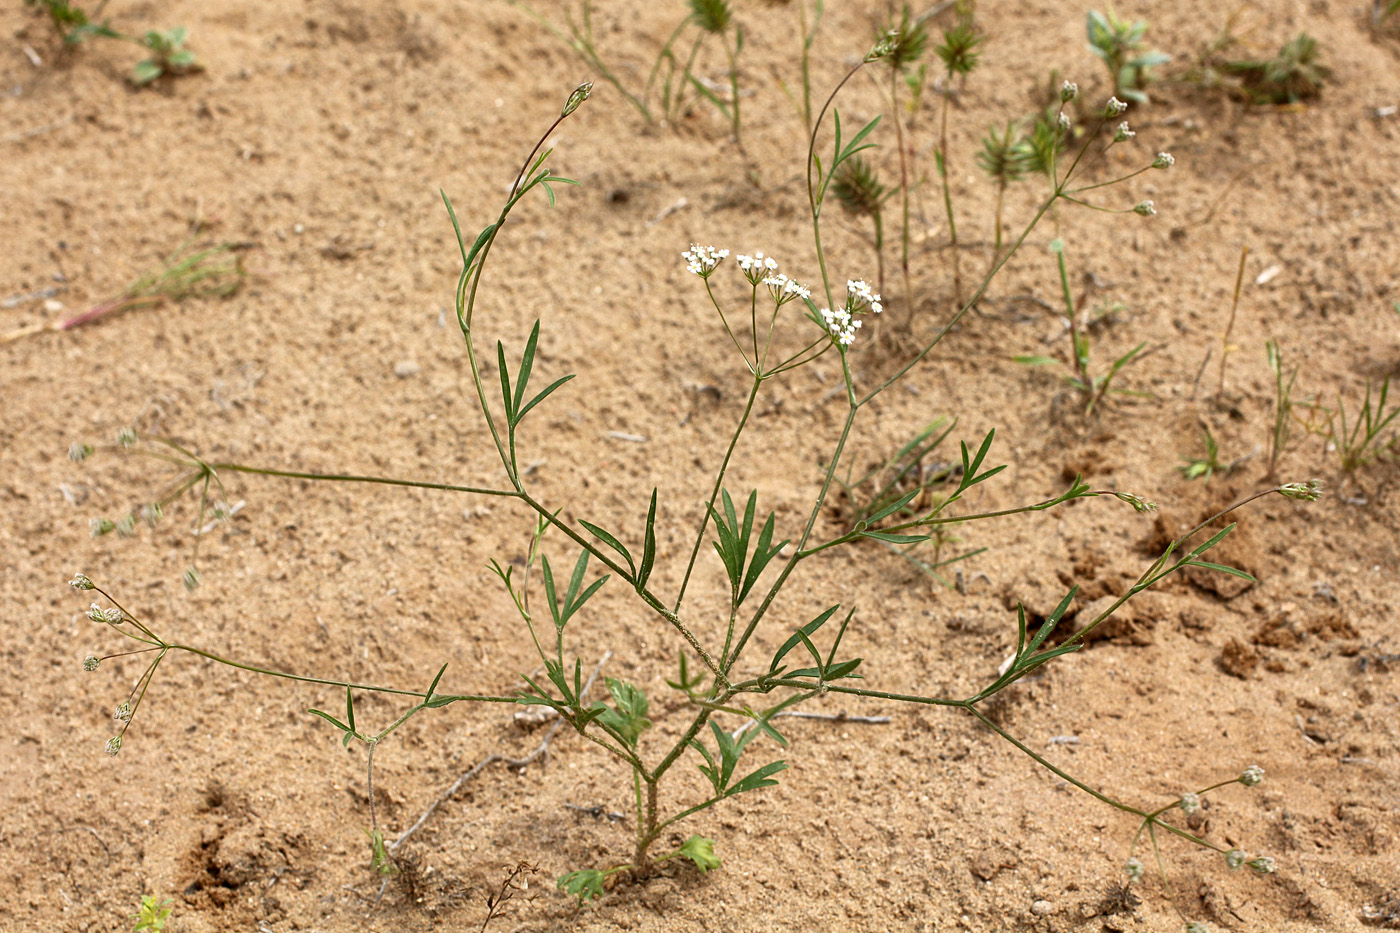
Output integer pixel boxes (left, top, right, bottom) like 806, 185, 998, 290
1331, 377, 1399, 472
1179, 425, 1236, 482
1014, 239, 1147, 416
1086, 8, 1170, 104
133, 27, 199, 85
25, 0, 118, 43
1222, 33, 1328, 104
131, 895, 172, 932
976, 120, 1032, 258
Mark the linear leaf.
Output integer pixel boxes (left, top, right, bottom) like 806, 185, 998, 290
770, 605, 839, 672
579, 520, 636, 577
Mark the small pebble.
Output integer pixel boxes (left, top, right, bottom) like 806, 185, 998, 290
1031, 900, 1053, 916
43, 299, 64, 313
393, 360, 421, 378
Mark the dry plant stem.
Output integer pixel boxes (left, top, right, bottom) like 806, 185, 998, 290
938, 86, 960, 306
1217, 245, 1249, 397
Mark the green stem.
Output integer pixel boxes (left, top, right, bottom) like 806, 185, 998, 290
674, 375, 763, 612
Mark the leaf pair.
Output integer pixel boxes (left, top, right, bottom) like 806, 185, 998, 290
769, 605, 862, 683
690, 719, 786, 798
579, 489, 658, 593
308, 686, 361, 748
540, 550, 609, 634
498, 320, 576, 432
710, 489, 786, 608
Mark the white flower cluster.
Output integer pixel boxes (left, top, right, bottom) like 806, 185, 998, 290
1114, 121, 1135, 142
1153, 152, 1175, 170
1134, 200, 1156, 217
736, 251, 779, 284
1105, 96, 1128, 117
817, 280, 884, 348
114, 701, 133, 723
763, 273, 810, 305
683, 244, 729, 277
819, 306, 862, 346
847, 280, 882, 314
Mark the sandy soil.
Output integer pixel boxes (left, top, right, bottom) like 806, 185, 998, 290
2, 1, 1398, 930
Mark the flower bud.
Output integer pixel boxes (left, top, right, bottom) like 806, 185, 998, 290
1224, 849, 1246, 870
1133, 200, 1156, 217
105, 735, 122, 757
562, 81, 592, 117
87, 603, 106, 624
70, 573, 95, 590
1153, 152, 1175, 170
1125, 857, 1144, 882
1277, 481, 1322, 501
866, 29, 899, 62
90, 517, 116, 538
1113, 121, 1135, 142
1105, 96, 1128, 117
183, 567, 201, 591
1178, 792, 1200, 814
1247, 856, 1276, 874
1057, 112, 1071, 132
83, 655, 100, 672
114, 701, 133, 723
69, 442, 94, 462
116, 427, 137, 448
1186, 923, 1210, 933
1060, 80, 1078, 102
1239, 764, 1264, 786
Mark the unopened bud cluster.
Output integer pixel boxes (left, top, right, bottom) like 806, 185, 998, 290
1278, 481, 1322, 502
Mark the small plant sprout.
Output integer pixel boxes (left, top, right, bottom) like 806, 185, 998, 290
831, 156, 891, 294
2, 238, 244, 344
132, 26, 199, 85
932, 12, 984, 305
1330, 376, 1399, 472
1215, 247, 1250, 399
1179, 424, 1229, 482
875, 4, 932, 310
131, 894, 173, 932
1222, 34, 1329, 104
73, 75, 1303, 909
1085, 8, 1170, 105
1265, 340, 1300, 479
1013, 239, 1147, 416
976, 120, 1032, 260
23, 1, 198, 86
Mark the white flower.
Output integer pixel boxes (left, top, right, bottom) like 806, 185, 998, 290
1114, 121, 1134, 142
1178, 792, 1200, 814
1105, 96, 1128, 117
1057, 112, 1071, 132
87, 603, 106, 624
105, 735, 122, 757
1247, 856, 1277, 874
1133, 200, 1156, 217
1224, 849, 1246, 870
1152, 152, 1175, 169
1239, 764, 1264, 786
114, 701, 133, 723
1060, 80, 1078, 102
83, 655, 100, 672
682, 244, 729, 277
70, 573, 95, 590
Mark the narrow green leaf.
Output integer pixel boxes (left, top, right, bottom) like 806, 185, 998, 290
824, 658, 863, 680
517, 374, 575, 424
825, 607, 855, 668
579, 520, 636, 577
308, 708, 350, 734
726, 760, 787, 796
770, 605, 840, 671
513, 320, 541, 415
637, 489, 658, 591
345, 686, 356, 733
497, 341, 515, 421
424, 662, 449, 701
540, 554, 561, 629
1027, 587, 1078, 654
865, 489, 920, 525
1189, 523, 1236, 558
1184, 560, 1254, 581
862, 530, 931, 544
565, 549, 590, 613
